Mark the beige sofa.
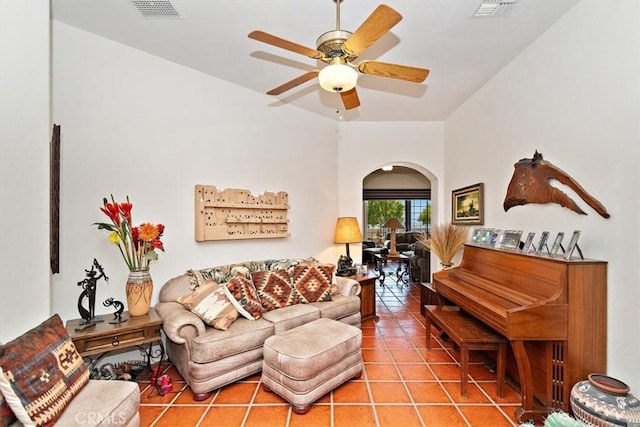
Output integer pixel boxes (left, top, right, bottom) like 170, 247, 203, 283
1, 326, 140, 427
5, 380, 140, 427
155, 258, 362, 401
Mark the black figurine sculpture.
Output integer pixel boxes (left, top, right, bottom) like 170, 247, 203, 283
75, 258, 108, 330
103, 297, 127, 324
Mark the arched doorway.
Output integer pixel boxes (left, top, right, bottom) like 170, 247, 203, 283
361, 162, 439, 281
362, 165, 432, 242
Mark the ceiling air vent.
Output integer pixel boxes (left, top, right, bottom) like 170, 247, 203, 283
131, 0, 182, 18
473, 0, 517, 18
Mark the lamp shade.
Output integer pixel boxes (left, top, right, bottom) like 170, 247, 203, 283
382, 218, 405, 230
334, 217, 363, 244
318, 63, 358, 93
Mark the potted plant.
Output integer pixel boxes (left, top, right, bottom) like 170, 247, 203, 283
94, 195, 165, 316
417, 223, 467, 269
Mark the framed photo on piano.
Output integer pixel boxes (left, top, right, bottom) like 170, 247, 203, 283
535, 231, 550, 255
521, 232, 536, 253
451, 183, 484, 225
501, 230, 522, 251
471, 228, 484, 244
564, 230, 582, 260
550, 232, 565, 257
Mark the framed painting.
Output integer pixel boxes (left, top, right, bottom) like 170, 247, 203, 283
451, 183, 484, 225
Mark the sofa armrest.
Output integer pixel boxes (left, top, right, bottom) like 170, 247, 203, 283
335, 276, 361, 296
159, 274, 193, 302
155, 301, 205, 344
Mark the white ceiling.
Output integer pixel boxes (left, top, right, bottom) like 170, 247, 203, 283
51, 0, 579, 122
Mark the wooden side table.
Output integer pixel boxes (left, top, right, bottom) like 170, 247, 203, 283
350, 274, 377, 321
66, 308, 164, 374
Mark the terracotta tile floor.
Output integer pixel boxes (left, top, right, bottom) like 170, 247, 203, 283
138, 272, 522, 426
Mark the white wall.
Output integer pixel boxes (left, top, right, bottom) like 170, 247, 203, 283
4, 0, 638, 398
0, 0, 51, 342
50, 22, 339, 323
364, 168, 432, 189
445, 1, 639, 390
337, 121, 444, 267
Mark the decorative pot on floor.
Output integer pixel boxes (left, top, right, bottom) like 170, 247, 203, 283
126, 269, 153, 316
570, 373, 640, 426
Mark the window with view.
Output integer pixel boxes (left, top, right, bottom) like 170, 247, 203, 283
362, 196, 431, 243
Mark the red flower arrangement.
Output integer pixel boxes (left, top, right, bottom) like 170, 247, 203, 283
94, 195, 165, 271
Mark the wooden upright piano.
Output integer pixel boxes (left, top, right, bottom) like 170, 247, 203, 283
432, 244, 607, 422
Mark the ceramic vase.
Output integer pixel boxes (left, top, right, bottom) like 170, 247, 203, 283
126, 269, 153, 316
570, 373, 640, 426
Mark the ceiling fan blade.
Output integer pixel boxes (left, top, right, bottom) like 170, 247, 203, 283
340, 88, 361, 110
249, 31, 325, 59
266, 71, 319, 95
342, 5, 402, 57
357, 61, 430, 83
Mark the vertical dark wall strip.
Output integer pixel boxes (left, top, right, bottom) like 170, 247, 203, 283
50, 124, 60, 274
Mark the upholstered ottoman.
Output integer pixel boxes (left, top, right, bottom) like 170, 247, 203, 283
261, 317, 363, 414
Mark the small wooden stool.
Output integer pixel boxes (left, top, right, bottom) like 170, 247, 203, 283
425, 305, 506, 398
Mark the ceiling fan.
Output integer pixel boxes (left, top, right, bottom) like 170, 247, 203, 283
248, 0, 430, 110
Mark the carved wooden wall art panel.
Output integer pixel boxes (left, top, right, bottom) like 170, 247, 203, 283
195, 185, 290, 241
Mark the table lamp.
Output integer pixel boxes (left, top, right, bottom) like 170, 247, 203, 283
383, 217, 405, 255
334, 217, 363, 276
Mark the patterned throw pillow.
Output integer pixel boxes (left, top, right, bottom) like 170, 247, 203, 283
178, 280, 239, 330
291, 264, 334, 303
0, 392, 16, 427
251, 269, 296, 311
0, 314, 89, 426
223, 274, 264, 320
0, 341, 13, 427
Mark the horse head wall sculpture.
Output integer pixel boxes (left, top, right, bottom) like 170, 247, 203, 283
503, 151, 610, 218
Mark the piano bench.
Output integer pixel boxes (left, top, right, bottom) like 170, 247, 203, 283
425, 305, 506, 398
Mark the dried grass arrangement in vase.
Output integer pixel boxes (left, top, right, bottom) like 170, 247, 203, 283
417, 223, 468, 269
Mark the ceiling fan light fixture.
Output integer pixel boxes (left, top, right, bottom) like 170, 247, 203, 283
249, 2, 428, 108
318, 63, 358, 93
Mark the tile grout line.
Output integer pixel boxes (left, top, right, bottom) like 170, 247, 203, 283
378, 279, 427, 426
407, 288, 450, 427
148, 383, 187, 427
240, 381, 261, 427
406, 284, 457, 427
361, 327, 382, 427
385, 282, 425, 426
402, 282, 473, 427
195, 387, 223, 426
370, 276, 407, 427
